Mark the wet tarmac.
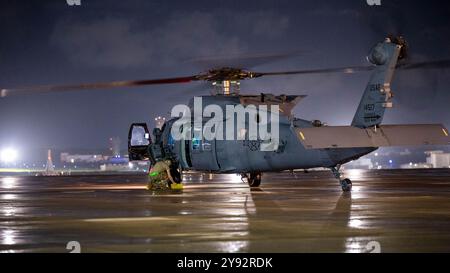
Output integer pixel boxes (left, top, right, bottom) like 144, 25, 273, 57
1, 169, 450, 253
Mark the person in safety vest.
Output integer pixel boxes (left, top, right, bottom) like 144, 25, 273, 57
147, 159, 175, 190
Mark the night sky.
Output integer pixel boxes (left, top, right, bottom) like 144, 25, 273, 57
0, 0, 449, 159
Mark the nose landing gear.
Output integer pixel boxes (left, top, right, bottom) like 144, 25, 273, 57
330, 165, 352, 192
241, 172, 262, 187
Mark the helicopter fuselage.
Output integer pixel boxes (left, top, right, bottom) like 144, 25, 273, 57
156, 95, 375, 173
125, 37, 449, 191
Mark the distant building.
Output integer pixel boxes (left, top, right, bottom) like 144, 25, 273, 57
400, 162, 432, 169
109, 137, 121, 157
100, 163, 130, 172
60, 153, 105, 163
426, 151, 450, 168
345, 158, 374, 170
100, 161, 149, 172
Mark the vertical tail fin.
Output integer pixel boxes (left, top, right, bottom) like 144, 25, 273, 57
351, 38, 403, 128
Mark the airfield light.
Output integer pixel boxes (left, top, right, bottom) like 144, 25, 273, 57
0, 148, 18, 163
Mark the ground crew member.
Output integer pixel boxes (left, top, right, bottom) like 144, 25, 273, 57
147, 159, 177, 190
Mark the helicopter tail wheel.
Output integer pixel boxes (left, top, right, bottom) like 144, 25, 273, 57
330, 165, 352, 192
340, 178, 352, 192
247, 172, 262, 187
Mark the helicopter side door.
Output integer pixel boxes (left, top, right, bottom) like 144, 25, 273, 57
189, 123, 220, 171
128, 123, 151, 161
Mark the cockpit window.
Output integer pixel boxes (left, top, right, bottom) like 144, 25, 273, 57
130, 126, 149, 146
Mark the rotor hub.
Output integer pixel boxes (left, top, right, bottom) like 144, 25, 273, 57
197, 67, 260, 82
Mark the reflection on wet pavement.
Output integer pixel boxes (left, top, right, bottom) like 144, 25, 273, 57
1, 169, 450, 252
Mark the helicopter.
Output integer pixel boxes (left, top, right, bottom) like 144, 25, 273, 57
2, 36, 450, 191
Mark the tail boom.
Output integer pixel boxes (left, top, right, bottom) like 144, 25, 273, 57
352, 38, 403, 128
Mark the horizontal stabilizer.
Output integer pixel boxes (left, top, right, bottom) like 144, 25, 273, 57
296, 124, 450, 149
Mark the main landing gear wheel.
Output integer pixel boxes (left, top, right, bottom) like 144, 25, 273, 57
243, 172, 262, 187
330, 165, 352, 192
340, 178, 352, 192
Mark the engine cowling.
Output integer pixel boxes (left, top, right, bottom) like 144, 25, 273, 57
368, 42, 389, 65
368, 36, 408, 65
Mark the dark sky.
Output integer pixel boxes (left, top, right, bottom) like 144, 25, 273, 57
0, 0, 449, 157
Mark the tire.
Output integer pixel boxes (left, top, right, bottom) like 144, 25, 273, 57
340, 178, 352, 192
169, 167, 182, 185
248, 172, 262, 187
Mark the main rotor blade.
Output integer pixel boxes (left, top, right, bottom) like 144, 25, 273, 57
254, 65, 374, 77
188, 51, 305, 70
1, 75, 200, 97
255, 59, 450, 78
397, 59, 450, 70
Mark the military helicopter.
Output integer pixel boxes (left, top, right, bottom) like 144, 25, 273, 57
2, 37, 450, 191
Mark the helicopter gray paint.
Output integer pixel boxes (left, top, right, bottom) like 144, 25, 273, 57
352, 40, 400, 128
158, 39, 401, 173
162, 110, 377, 173
129, 38, 448, 175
